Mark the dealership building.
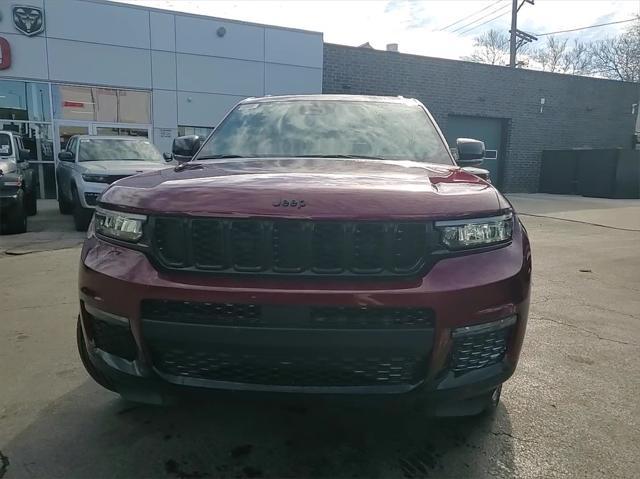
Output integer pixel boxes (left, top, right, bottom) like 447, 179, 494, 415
0, 0, 638, 198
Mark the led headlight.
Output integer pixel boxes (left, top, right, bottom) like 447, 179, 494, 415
436, 213, 513, 250
94, 208, 146, 242
82, 174, 111, 183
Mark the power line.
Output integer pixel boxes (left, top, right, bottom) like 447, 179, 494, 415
439, 0, 504, 31
535, 18, 637, 36
457, 8, 511, 35
450, 3, 511, 34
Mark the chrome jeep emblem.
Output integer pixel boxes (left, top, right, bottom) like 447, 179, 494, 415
273, 199, 306, 209
13, 5, 45, 37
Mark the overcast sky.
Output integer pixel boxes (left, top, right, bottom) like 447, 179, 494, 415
120, 0, 640, 60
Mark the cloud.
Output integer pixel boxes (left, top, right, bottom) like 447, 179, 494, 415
119, 0, 635, 60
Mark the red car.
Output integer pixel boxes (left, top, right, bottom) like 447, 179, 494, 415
77, 95, 531, 416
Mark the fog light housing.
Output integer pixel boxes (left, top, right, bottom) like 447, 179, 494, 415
450, 316, 517, 375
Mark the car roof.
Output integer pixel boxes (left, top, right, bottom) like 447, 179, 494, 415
240, 94, 421, 105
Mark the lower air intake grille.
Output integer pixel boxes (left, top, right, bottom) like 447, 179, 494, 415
141, 300, 434, 329
450, 328, 510, 375
153, 348, 426, 386
91, 317, 137, 361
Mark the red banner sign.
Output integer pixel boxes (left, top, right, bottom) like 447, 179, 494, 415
0, 37, 11, 70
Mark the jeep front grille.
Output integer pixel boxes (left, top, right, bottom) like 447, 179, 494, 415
150, 217, 429, 277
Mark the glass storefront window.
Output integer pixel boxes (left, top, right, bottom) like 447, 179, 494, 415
0, 120, 55, 198
178, 126, 214, 137
95, 126, 149, 137
0, 121, 54, 162
53, 84, 150, 124
117, 90, 150, 124
0, 80, 51, 122
95, 88, 117, 123
52, 84, 95, 121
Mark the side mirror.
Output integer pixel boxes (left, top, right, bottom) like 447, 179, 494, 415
456, 138, 485, 167
58, 150, 74, 162
172, 135, 202, 163
163, 152, 173, 162
18, 148, 31, 162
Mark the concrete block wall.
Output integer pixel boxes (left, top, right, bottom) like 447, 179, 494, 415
323, 43, 640, 192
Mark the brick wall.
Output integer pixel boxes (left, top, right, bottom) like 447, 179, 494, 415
323, 43, 640, 192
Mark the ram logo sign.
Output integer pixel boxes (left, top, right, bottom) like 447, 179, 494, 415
13, 5, 45, 36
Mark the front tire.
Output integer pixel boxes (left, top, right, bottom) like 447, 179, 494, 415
58, 184, 73, 214
72, 187, 92, 231
76, 316, 116, 392
1, 190, 27, 234
26, 189, 37, 216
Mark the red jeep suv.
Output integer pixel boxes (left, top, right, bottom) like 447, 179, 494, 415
77, 95, 531, 416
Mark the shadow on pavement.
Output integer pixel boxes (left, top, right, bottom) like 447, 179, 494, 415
4, 380, 517, 478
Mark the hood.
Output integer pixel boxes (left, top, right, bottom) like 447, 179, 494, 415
78, 160, 166, 176
100, 158, 503, 221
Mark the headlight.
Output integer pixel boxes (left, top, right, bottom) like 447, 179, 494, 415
82, 174, 111, 183
94, 208, 146, 242
435, 213, 513, 250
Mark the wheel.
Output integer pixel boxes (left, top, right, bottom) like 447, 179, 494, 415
72, 187, 93, 231
25, 189, 37, 216
76, 316, 116, 392
1, 190, 27, 234
58, 184, 73, 214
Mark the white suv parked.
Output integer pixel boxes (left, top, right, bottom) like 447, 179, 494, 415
56, 136, 168, 230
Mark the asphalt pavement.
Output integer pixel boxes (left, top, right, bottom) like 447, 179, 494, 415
0, 195, 639, 478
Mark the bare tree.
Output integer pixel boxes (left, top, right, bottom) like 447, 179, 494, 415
563, 40, 594, 75
531, 36, 569, 72
463, 29, 510, 65
590, 17, 640, 82
531, 37, 595, 75
463, 18, 639, 82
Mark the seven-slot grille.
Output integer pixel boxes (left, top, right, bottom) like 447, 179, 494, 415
151, 217, 428, 277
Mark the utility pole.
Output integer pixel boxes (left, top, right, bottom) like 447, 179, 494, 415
510, 0, 535, 68
509, 0, 518, 67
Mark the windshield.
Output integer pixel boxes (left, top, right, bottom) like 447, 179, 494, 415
196, 100, 453, 164
78, 138, 163, 162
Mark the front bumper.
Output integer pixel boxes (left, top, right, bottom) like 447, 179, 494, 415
0, 190, 21, 212
77, 181, 107, 208
78, 219, 531, 404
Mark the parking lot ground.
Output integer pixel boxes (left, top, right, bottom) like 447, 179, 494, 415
0, 200, 84, 256
0, 195, 639, 478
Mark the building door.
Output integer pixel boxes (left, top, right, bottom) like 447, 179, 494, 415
445, 115, 505, 187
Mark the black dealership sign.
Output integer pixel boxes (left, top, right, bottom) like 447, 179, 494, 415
13, 5, 45, 37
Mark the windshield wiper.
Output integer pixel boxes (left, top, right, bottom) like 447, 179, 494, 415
195, 154, 248, 160
294, 154, 388, 160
